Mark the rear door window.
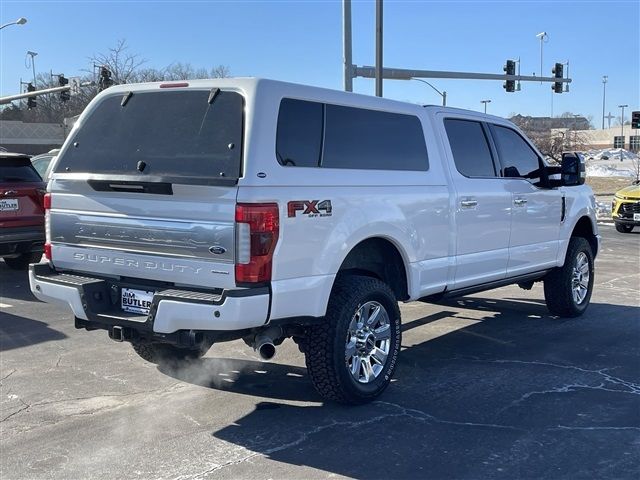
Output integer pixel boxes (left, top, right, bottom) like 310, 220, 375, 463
444, 119, 496, 177
55, 90, 244, 182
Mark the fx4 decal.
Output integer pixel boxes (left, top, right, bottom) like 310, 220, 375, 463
287, 200, 332, 218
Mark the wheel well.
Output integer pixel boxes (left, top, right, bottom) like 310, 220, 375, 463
572, 216, 598, 257
338, 238, 409, 301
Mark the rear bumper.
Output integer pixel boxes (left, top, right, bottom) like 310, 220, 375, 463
0, 227, 44, 256
29, 264, 270, 336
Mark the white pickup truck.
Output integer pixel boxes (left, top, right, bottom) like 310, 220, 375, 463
30, 78, 599, 404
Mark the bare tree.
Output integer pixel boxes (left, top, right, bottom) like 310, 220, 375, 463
89, 39, 146, 85
1, 40, 230, 125
515, 121, 591, 163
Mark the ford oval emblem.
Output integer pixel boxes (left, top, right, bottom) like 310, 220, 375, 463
209, 246, 227, 255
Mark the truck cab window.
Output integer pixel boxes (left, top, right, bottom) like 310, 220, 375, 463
444, 119, 496, 177
491, 125, 541, 178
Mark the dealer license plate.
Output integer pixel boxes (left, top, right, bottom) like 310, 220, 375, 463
634, 213, 640, 221
121, 288, 154, 315
0, 199, 19, 212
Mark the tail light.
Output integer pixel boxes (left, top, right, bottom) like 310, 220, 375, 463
43, 193, 52, 260
235, 203, 279, 284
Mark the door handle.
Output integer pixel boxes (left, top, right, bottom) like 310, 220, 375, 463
514, 198, 527, 207
460, 199, 478, 208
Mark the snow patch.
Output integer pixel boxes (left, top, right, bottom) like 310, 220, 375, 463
582, 148, 639, 178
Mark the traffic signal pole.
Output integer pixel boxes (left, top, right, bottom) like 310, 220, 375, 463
352, 65, 572, 86
0, 81, 93, 105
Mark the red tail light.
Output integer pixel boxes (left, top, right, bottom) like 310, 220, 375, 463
44, 193, 51, 260
235, 203, 279, 284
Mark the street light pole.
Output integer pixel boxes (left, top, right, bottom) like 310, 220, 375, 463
0, 17, 27, 30
572, 114, 581, 148
481, 99, 491, 114
619, 104, 628, 149
601, 75, 608, 130
411, 78, 447, 106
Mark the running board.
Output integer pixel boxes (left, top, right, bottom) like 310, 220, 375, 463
422, 271, 550, 301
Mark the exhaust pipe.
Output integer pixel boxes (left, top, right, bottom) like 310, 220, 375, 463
258, 341, 276, 361
253, 326, 282, 361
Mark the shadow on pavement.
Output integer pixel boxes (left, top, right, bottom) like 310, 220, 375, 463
0, 311, 67, 351
0, 262, 38, 303
191, 298, 638, 479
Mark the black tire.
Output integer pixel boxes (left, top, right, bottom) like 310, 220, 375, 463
131, 340, 210, 365
3, 252, 43, 270
544, 237, 594, 317
615, 223, 634, 233
305, 275, 401, 404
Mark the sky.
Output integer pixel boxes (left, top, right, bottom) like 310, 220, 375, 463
0, 0, 638, 126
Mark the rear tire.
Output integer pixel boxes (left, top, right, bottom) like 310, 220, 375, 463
615, 223, 634, 233
131, 340, 210, 365
544, 237, 594, 317
3, 252, 43, 270
304, 275, 401, 404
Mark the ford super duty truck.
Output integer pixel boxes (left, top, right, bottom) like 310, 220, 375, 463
30, 78, 599, 404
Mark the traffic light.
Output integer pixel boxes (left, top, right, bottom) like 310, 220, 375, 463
26, 83, 37, 109
632, 111, 640, 130
58, 74, 70, 102
503, 59, 516, 93
98, 66, 113, 91
552, 63, 563, 94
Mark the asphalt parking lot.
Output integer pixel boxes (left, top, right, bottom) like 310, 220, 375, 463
1, 224, 639, 480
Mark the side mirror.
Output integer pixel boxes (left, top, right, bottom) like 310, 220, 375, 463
561, 152, 585, 186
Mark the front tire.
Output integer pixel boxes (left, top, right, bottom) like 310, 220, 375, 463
305, 275, 401, 404
131, 340, 210, 365
615, 223, 634, 233
544, 237, 594, 317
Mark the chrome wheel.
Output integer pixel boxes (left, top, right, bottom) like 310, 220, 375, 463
571, 252, 590, 305
345, 301, 391, 384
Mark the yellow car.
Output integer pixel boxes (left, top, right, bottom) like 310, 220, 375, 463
612, 181, 640, 233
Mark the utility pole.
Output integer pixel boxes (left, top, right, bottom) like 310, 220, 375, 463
343, 0, 353, 92
601, 75, 608, 130
375, 0, 383, 97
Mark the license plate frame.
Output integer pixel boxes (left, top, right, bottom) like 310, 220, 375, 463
0, 198, 19, 212
121, 288, 154, 315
